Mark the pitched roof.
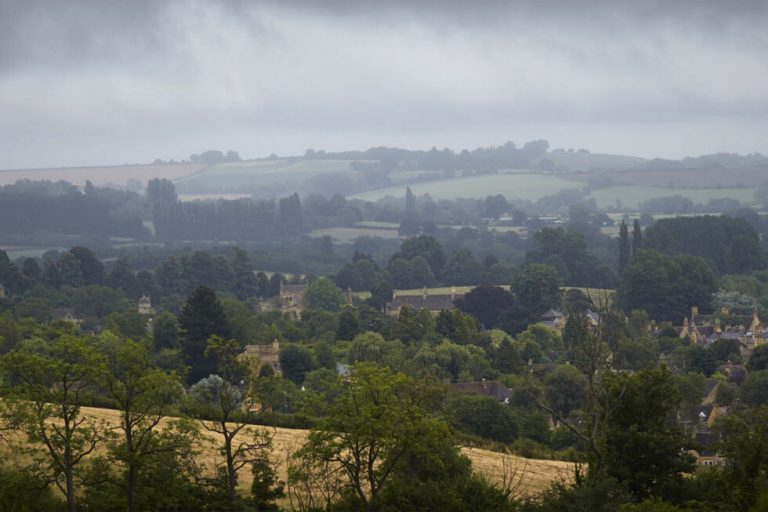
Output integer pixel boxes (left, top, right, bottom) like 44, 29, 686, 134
386, 294, 461, 312
450, 380, 513, 402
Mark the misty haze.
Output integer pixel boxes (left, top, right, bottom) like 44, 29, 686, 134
1, 1, 768, 511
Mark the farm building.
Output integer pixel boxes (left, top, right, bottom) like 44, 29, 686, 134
385, 287, 465, 317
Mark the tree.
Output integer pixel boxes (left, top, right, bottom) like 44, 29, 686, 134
443, 250, 483, 285
294, 364, 440, 510
404, 186, 416, 212
69, 246, 105, 285
444, 394, 519, 443
391, 235, 446, 279
747, 344, 768, 371
715, 406, 768, 510
511, 263, 563, 317
98, 335, 185, 512
279, 193, 303, 233
279, 344, 314, 385
618, 220, 630, 275
455, 285, 516, 329
1, 335, 108, 512
109, 257, 137, 297
336, 306, 360, 341
644, 215, 763, 273
179, 286, 231, 384
632, 220, 643, 252
0, 250, 23, 295
616, 250, 717, 322
190, 339, 282, 508
153, 311, 181, 350
231, 247, 260, 300
601, 367, 694, 502
146, 178, 177, 206
741, 370, 768, 407
304, 277, 346, 312
544, 365, 587, 419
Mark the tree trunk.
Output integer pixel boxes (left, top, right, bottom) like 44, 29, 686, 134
225, 430, 237, 501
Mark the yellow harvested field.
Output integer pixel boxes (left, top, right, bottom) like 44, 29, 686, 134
462, 447, 575, 494
2, 405, 572, 501
0, 163, 205, 187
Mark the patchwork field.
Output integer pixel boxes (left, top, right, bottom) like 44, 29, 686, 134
588, 186, 758, 209
175, 159, 359, 193
564, 166, 768, 188
349, 172, 585, 201
0, 163, 205, 187
546, 151, 647, 171
0, 405, 574, 503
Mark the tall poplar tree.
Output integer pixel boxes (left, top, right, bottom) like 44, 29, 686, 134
618, 220, 630, 275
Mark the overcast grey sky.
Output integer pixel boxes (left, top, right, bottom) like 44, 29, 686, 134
1, 0, 767, 169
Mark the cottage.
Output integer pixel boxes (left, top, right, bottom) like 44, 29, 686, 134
52, 307, 82, 325
240, 338, 281, 376
450, 380, 513, 403
385, 287, 464, 317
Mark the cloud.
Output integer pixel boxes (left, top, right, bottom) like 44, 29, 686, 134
0, 0, 766, 168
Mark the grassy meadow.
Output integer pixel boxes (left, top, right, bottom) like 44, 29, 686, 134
349, 172, 585, 201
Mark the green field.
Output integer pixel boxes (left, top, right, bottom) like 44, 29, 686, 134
349, 172, 585, 201
354, 221, 400, 229
546, 151, 647, 171
588, 186, 758, 210
308, 227, 400, 243
2, 246, 65, 259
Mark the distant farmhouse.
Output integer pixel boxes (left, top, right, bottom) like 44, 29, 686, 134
52, 307, 82, 325
450, 380, 513, 403
240, 338, 281, 376
385, 287, 465, 317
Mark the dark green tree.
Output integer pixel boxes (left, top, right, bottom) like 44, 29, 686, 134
304, 277, 346, 312
600, 367, 694, 502
179, 286, 231, 383
618, 220, 630, 275
153, 311, 181, 350
279, 344, 314, 385
632, 219, 643, 252
231, 247, 260, 300
511, 263, 563, 317
336, 306, 360, 340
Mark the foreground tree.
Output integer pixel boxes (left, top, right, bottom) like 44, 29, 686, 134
187, 336, 282, 507
0, 335, 107, 512
294, 364, 509, 511
98, 334, 185, 512
600, 367, 694, 502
